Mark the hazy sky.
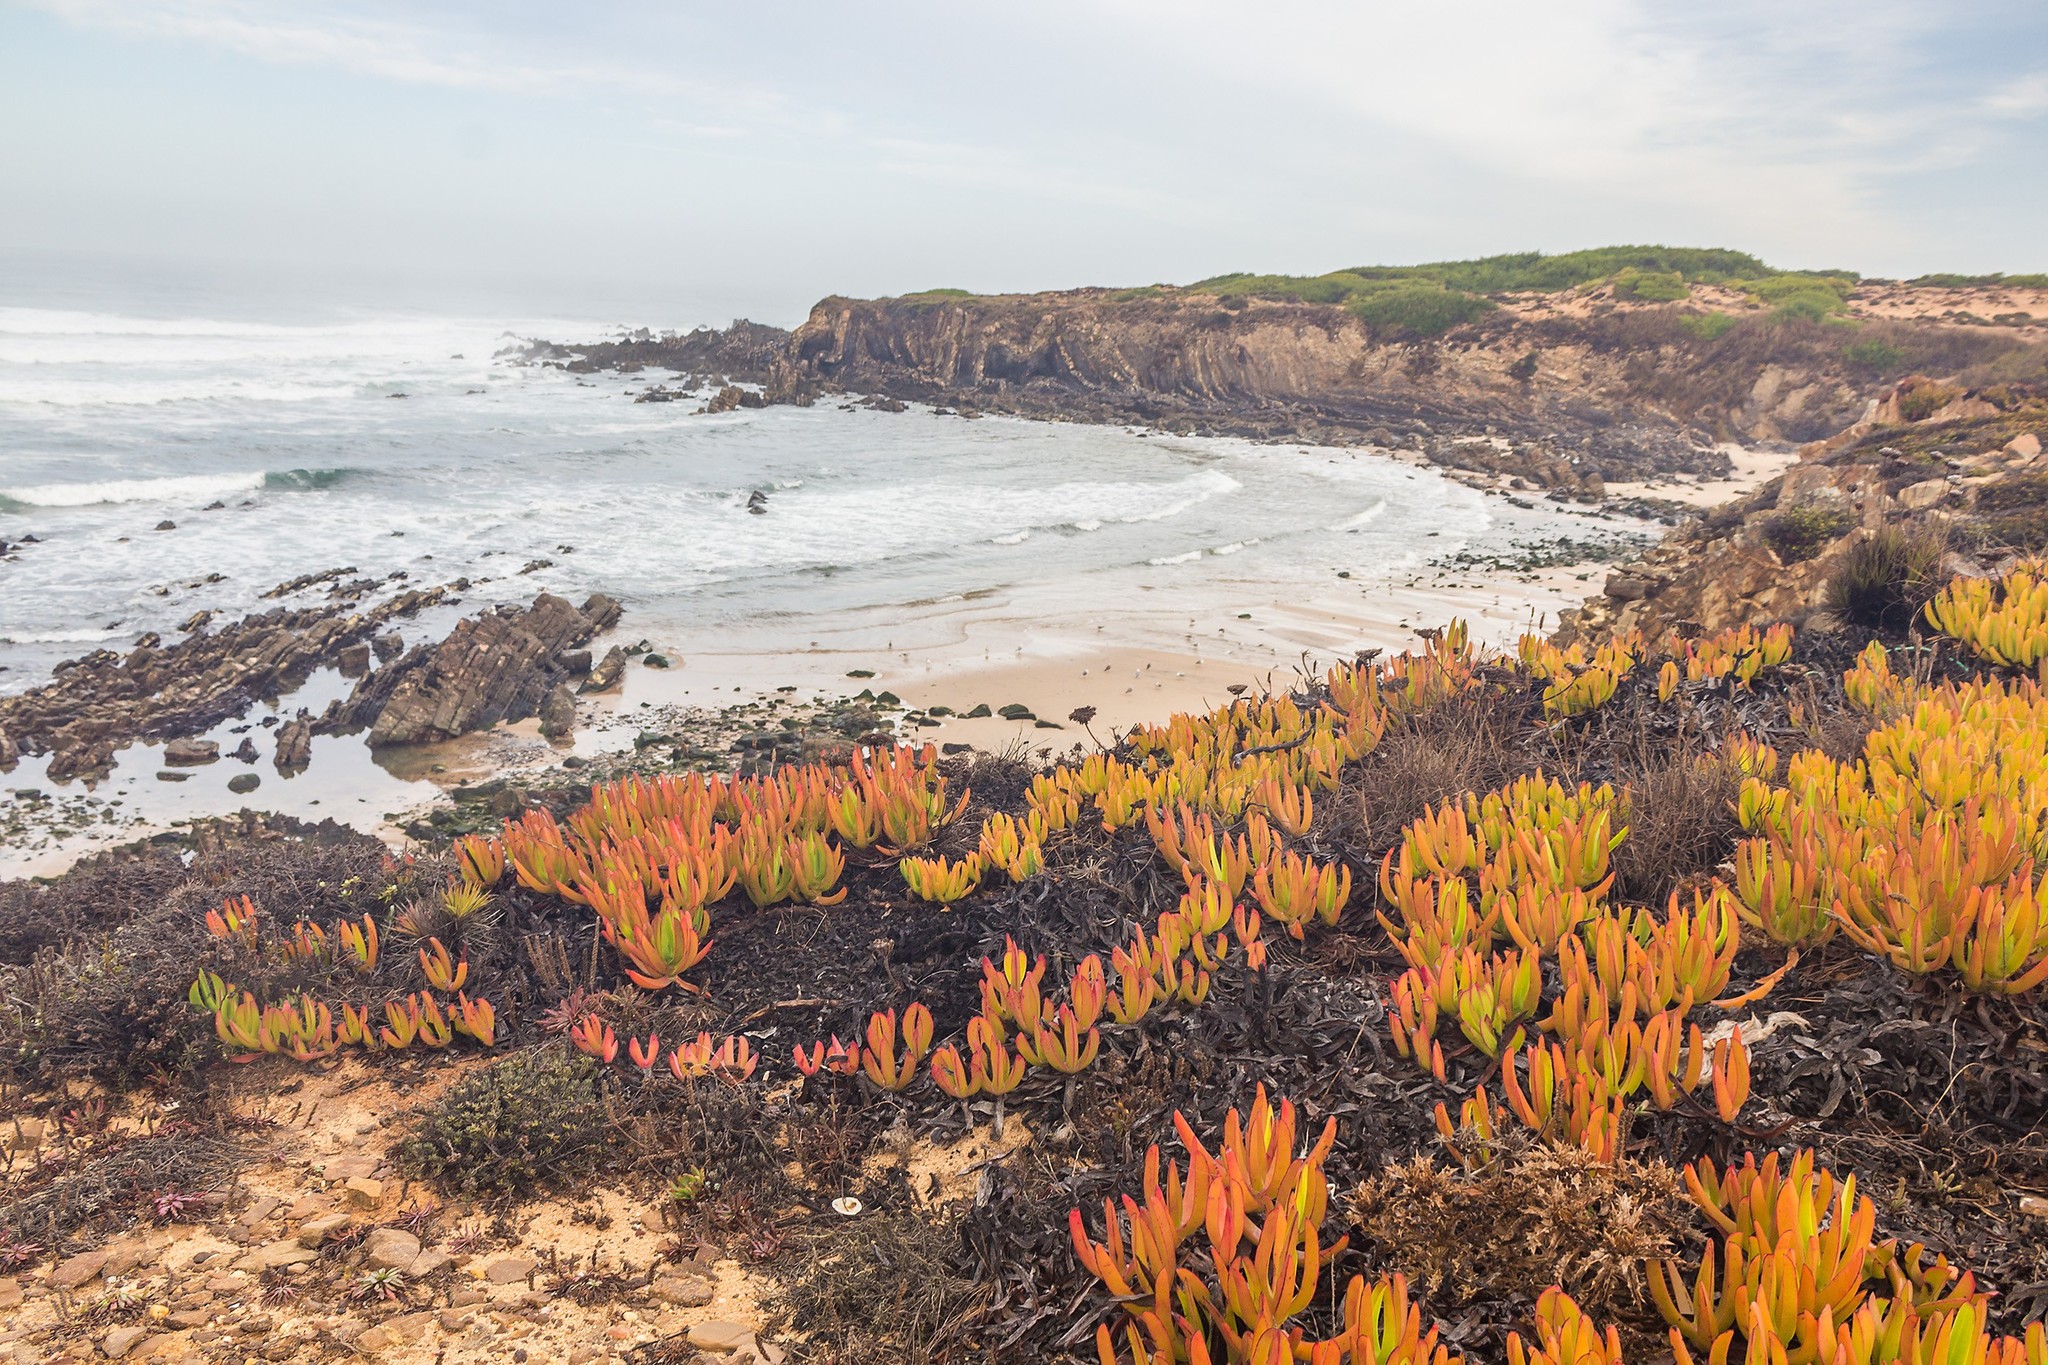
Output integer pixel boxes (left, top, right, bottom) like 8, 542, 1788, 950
3, 1, 2045, 324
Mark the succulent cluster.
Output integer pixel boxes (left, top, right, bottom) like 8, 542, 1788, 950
1733, 638, 2048, 990
1075, 1087, 1456, 1365
1522, 622, 1793, 719
189, 887, 499, 1063
1925, 554, 2048, 668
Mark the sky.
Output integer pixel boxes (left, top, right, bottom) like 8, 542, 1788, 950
2, 0, 2046, 326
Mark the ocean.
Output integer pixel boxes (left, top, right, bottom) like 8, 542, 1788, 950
0, 300, 1622, 699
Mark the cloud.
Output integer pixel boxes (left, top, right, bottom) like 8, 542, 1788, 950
20, 0, 789, 112
10, 0, 2046, 287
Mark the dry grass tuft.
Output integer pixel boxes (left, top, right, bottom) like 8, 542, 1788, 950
775, 1205, 977, 1365
1354, 1138, 1696, 1341
1609, 749, 1743, 905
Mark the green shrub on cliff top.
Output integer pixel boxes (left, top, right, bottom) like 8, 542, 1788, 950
1348, 285, 1494, 337
1906, 272, 2048, 289
897, 288, 975, 308
1611, 268, 1690, 301
1679, 312, 1740, 342
1187, 247, 1870, 311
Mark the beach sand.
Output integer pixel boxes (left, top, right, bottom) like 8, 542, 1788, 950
593, 557, 1611, 755
1601, 443, 1798, 508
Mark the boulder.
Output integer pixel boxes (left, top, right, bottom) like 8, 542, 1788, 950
539, 684, 577, 740
1603, 574, 1655, 602
163, 737, 220, 766
364, 1227, 420, 1271
1896, 479, 1951, 510
484, 1256, 536, 1284
582, 645, 628, 694
651, 1275, 715, 1306
337, 642, 372, 678
102, 1326, 150, 1359
50, 1248, 109, 1289
228, 773, 261, 794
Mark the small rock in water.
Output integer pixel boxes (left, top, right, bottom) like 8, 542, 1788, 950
274, 712, 313, 773
228, 773, 261, 795
154, 520, 176, 531
163, 738, 220, 766
643, 653, 671, 669
156, 770, 190, 782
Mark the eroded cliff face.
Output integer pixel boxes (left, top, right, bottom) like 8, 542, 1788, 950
777, 290, 1733, 477
541, 280, 2047, 483
774, 287, 2046, 479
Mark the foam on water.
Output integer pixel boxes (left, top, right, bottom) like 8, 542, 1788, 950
0, 471, 268, 508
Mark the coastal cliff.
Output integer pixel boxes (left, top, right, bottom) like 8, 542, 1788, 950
547, 268, 2048, 484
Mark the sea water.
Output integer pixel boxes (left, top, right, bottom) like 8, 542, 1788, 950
0, 302, 1618, 697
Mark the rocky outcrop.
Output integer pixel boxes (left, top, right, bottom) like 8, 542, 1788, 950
342, 594, 620, 747
0, 580, 448, 784
1558, 377, 2048, 641
511, 320, 788, 384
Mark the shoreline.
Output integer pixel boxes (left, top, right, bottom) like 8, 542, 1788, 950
0, 546, 1632, 879
0, 419, 1799, 881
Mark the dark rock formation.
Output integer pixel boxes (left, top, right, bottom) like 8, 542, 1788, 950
0, 579, 446, 785
347, 594, 621, 747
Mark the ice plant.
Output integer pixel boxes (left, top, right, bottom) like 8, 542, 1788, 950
454, 832, 507, 887
337, 914, 380, 972
1924, 555, 2048, 669
1251, 853, 1351, 939
596, 887, 711, 992
1506, 1289, 1623, 1365
628, 1032, 662, 1075
858, 1003, 934, 1092
668, 1032, 758, 1081
1074, 1088, 1440, 1365
205, 894, 260, 944
900, 853, 985, 904
786, 830, 848, 906
569, 1014, 619, 1064
417, 937, 468, 993
450, 993, 497, 1046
